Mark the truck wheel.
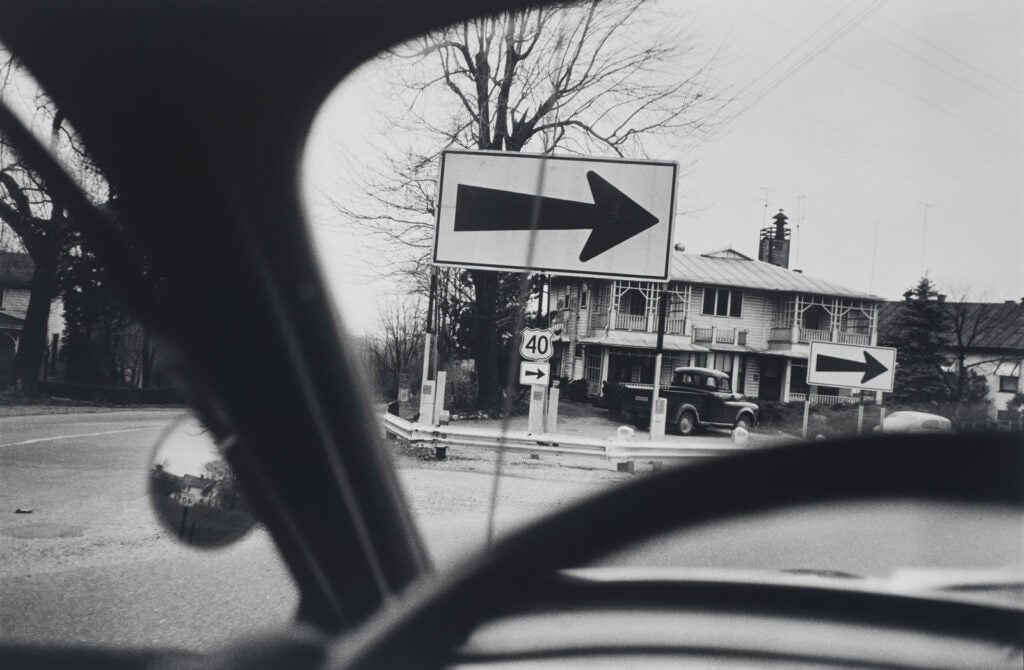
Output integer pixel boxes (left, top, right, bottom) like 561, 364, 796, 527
677, 410, 698, 436
735, 414, 753, 432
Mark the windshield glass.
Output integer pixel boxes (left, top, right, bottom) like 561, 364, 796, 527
1, 0, 1021, 653
301, 0, 1022, 584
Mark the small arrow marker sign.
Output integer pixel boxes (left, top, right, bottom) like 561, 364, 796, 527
519, 361, 551, 386
454, 171, 659, 262
807, 342, 897, 392
815, 351, 888, 384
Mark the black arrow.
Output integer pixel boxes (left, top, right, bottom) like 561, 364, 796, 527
454, 171, 659, 262
524, 368, 546, 380
815, 351, 888, 384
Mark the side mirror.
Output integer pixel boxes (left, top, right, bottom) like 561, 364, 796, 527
149, 414, 256, 549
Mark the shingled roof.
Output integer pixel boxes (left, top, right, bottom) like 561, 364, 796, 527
668, 250, 879, 300
0, 251, 34, 287
878, 301, 1024, 352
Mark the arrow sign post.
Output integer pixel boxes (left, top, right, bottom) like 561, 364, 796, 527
434, 150, 677, 280
807, 342, 897, 392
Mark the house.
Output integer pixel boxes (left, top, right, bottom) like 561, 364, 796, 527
0, 251, 65, 386
548, 211, 884, 405
878, 299, 1024, 427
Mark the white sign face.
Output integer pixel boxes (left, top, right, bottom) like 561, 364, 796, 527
433, 150, 677, 280
807, 342, 897, 392
519, 361, 551, 386
519, 327, 554, 361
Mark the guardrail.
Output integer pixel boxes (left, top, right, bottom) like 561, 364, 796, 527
382, 413, 749, 468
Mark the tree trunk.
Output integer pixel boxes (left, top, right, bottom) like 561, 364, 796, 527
12, 260, 57, 395
471, 269, 501, 408
141, 326, 154, 388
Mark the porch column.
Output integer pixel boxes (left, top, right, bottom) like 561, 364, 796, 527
782, 359, 792, 402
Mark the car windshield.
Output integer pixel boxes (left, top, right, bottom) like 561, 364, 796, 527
1, 0, 1022, 654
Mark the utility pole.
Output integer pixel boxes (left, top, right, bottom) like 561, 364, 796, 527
918, 203, 936, 276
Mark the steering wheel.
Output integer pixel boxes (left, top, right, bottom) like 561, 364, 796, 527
317, 432, 1022, 669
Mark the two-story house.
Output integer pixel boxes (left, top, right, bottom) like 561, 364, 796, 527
0, 251, 64, 386
548, 211, 883, 405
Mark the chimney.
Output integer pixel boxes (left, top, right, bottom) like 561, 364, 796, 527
937, 294, 946, 304
758, 209, 791, 268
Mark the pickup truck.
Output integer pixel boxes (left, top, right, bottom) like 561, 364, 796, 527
619, 366, 759, 435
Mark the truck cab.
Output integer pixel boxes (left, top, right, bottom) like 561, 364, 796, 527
622, 367, 759, 435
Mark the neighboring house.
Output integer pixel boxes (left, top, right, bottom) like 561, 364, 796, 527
549, 211, 884, 405
0, 251, 65, 386
877, 299, 1024, 426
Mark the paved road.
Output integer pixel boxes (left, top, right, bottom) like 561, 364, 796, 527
1, 410, 1020, 652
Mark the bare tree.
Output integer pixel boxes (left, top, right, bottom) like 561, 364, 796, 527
939, 288, 1016, 403
0, 55, 107, 393
327, 1, 723, 406
364, 296, 426, 398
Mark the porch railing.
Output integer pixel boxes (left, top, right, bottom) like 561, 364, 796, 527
665, 317, 686, 335
789, 393, 862, 405
714, 328, 735, 344
615, 313, 648, 331
834, 331, 870, 345
693, 326, 713, 343
798, 328, 832, 344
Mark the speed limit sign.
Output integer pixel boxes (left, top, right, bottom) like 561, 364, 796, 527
519, 327, 553, 361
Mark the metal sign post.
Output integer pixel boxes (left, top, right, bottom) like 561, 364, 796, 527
649, 286, 670, 440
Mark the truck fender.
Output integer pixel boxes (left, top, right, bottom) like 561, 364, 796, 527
672, 403, 701, 426
734, 409, 757, 427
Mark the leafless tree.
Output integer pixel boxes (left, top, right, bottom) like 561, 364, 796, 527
326, 0, 724, 405
364, 296, 426, 398
938, 287, 1017, 402
0, 55, 107, 392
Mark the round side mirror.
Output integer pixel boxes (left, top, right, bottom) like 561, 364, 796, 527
149, 414, 256, 549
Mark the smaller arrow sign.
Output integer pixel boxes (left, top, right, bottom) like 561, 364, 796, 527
815, 351, 888, 384
519, 361, 551, 386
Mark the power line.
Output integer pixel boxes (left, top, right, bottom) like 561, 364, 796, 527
810, 0, 1024, 112
728, 1, 1023, 148
867, 2, 1024, 96
719, 0, 885, 131
763, 97, 1022, 207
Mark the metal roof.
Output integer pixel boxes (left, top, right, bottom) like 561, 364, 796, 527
669, 252, 879, 300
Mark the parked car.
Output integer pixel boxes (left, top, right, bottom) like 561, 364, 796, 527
620, 367, 758, 435
878, 411, 955, 434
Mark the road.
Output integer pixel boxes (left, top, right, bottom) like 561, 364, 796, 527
1, 410, 1019, 651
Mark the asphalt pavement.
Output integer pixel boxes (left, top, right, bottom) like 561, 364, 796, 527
1, 408, 1020, 652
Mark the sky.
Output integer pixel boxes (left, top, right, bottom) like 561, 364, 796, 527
302, 0, 1022, 335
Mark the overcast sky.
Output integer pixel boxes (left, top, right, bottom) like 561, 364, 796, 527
303, 0, 1023, 335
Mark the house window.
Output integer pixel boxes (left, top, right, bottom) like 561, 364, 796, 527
701, 287, 742, 317
584, 351, 601, 383
1000, 375, 1020, 393
579, 288, 588, 309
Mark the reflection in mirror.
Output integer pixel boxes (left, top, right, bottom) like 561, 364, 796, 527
149, 414, 255, 549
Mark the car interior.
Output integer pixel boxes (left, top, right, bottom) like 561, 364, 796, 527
0, 1, 1020, 669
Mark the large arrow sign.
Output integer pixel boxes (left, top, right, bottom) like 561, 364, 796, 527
815, 351, 888, 384
523, 368, 546, 380
454, 171, 659, 262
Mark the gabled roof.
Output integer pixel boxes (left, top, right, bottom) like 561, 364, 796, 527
669, 252, 879, 300
0, 251, 34, 287
701, 246, 755, 261
878, 301, 1024, 352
